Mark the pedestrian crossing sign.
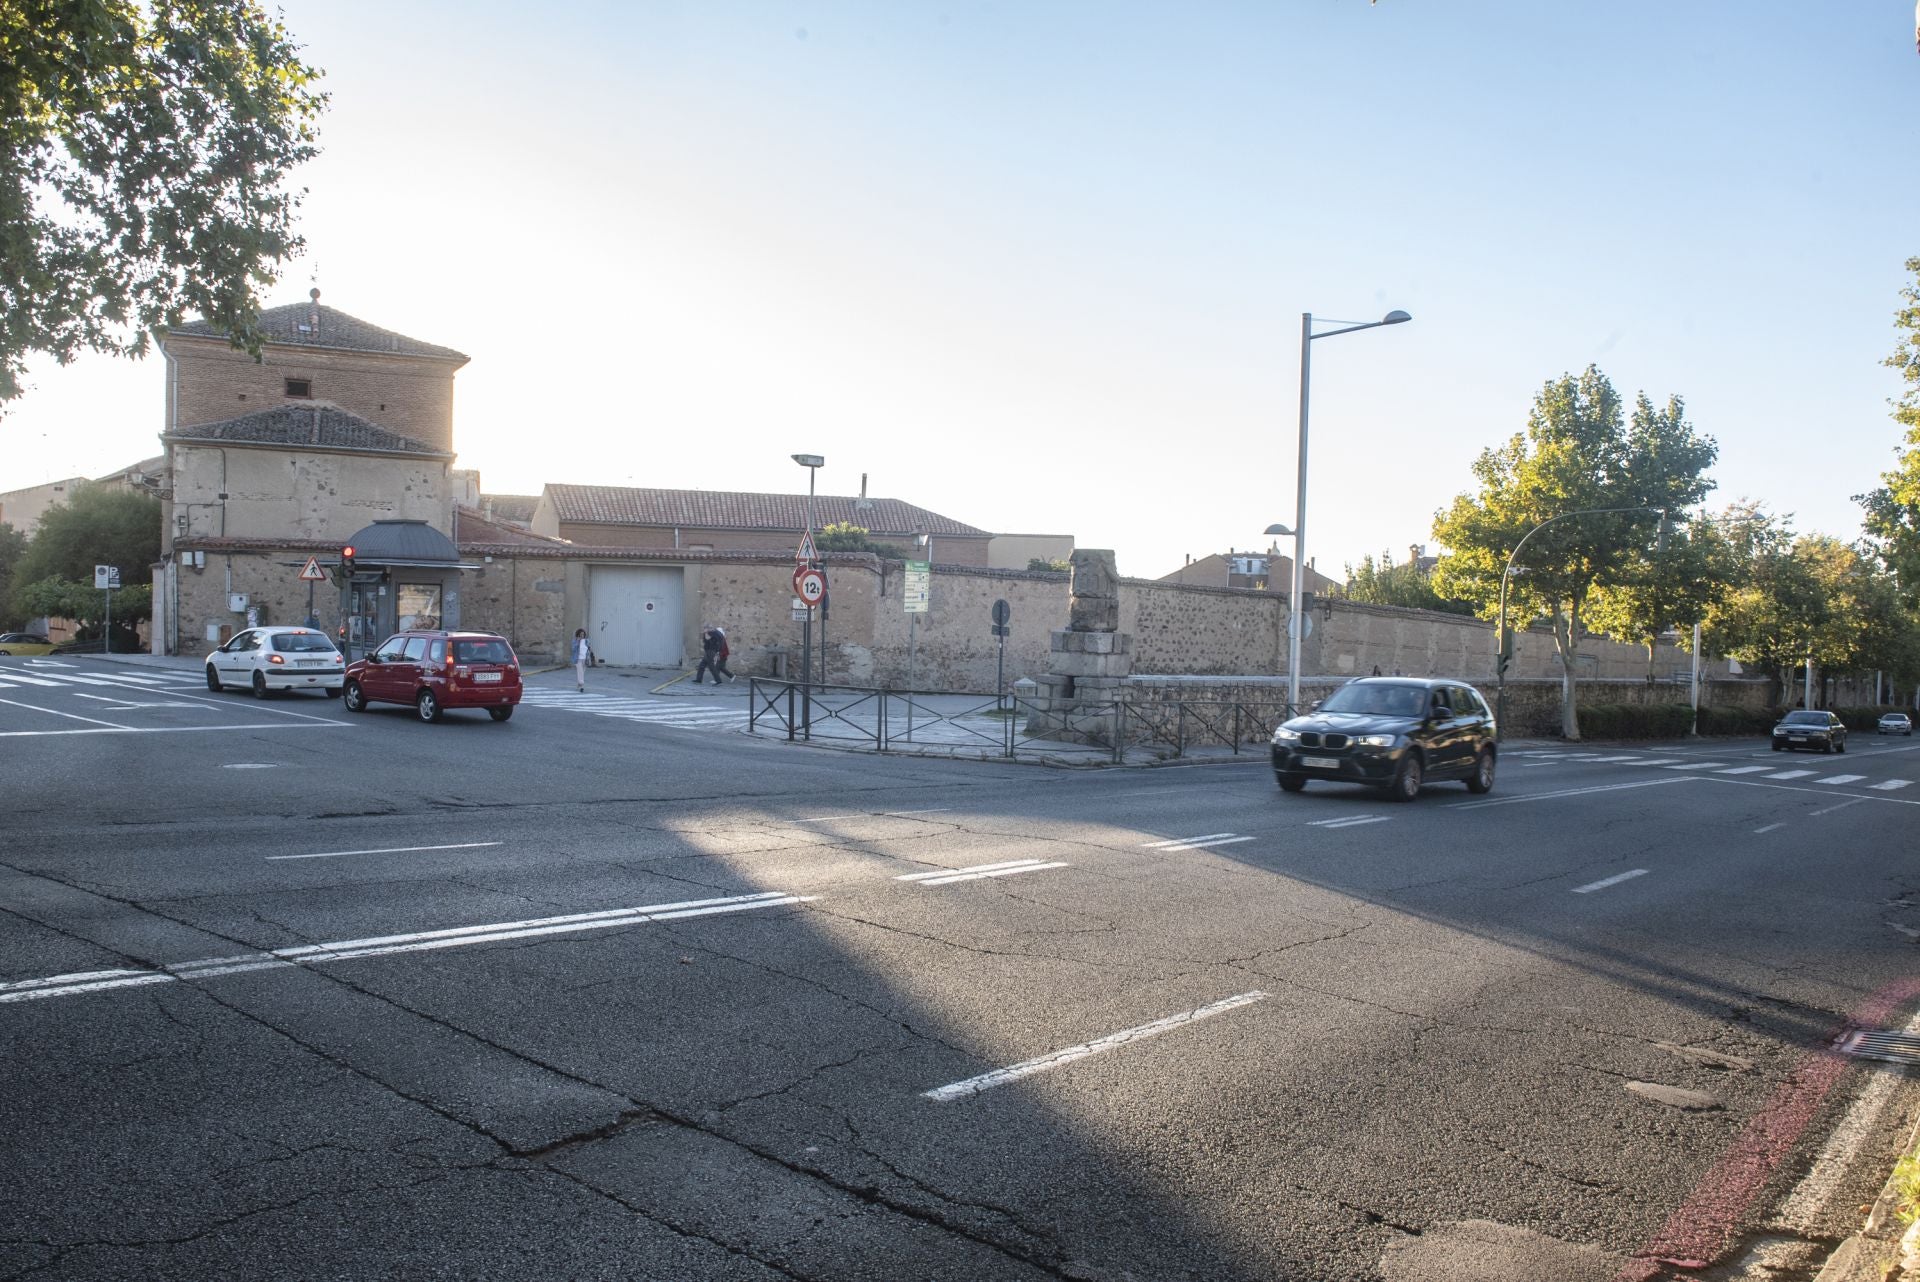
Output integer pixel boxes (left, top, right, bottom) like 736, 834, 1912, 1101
795, 530, 817, 564
297, 557, 328, 581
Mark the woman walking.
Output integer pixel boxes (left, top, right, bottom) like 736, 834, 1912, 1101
572, 628, 592, 692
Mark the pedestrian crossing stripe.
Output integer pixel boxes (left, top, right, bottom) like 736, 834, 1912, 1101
1494, 748, 1918, 795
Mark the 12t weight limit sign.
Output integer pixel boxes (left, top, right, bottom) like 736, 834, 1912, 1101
794, 567, 827, 607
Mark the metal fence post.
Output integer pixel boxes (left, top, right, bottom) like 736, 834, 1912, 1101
1233, 703, 1242, 755
878, 690, 888, 751
786, 682, 795, 742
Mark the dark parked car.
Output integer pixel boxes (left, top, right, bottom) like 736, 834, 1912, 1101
342, 630, 522, 722
1271, 677, 1497, 801
1771, 709, 1846, 753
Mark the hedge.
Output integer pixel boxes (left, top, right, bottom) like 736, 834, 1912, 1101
1575, 702, 1696, 740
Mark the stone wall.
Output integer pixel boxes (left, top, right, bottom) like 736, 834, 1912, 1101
166, 443, 453, 549
167, 337, 459, 453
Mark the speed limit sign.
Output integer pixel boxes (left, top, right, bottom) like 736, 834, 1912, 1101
794, 567, 826, 606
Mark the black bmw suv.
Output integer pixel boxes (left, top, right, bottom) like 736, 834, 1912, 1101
1271, 677, 1497, 801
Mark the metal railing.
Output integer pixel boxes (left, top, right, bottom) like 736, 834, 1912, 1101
747, 679, 1295, 763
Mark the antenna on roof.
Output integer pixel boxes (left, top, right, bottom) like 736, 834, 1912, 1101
307, 283, 321, 339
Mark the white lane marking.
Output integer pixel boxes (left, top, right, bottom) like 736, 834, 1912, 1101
0, 891, 812, 1006
221, 763, 277, 770
1810, 798, 1868, 818
0, 672, 67, 686
1715, 766, 1776, 775
1308, 815, 1391, 829
917, 862, 1071, 886
1587, 755, 1650, 763
1766, 770, 1815, 779
0, 722, 347, 739
1873, 780, 1914, 791
1777, 1005, 1920, 1229
922, 991, 1270, 1103
791, 808, 955, 824
269, 841, 505, 862
1755, 823, 1786, 834
1573, 869, 1649, 894
1142, 833, 1234, 849
1663, 762, 1725, 770
0, 696, 132, 728
1157, 835, 1256, 851
1455, 777, 1688, 810
1813, 774, 1866, 786
896, 859, 1042, 881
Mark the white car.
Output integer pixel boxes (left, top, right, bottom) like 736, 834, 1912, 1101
1881, 712, 1914, 736
206, 627, 345, 697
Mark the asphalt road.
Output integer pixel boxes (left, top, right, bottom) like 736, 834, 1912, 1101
4, 654, 1920, 1281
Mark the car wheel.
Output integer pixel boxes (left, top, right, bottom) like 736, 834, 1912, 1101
488, 705, 514, 722
416, 689, 442, 723
1277, 774, 1305, 793
1465, 748, 1496, 794
1388, 753, 1423, 802
251, 671, 271, 699
206, 665, 222, 692
1771, 741, 1784, 751
1836, 739, 1846, 754
343, 681, 366, 713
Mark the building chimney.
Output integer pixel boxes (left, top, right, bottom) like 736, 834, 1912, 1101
860, 472, 867, 498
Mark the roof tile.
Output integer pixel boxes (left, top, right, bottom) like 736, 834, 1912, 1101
165, 405, 447, 456
546, 485, 987, 538
170, 298, 468, 363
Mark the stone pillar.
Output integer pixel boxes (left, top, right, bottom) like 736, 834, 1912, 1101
1022, 549, 1135, 745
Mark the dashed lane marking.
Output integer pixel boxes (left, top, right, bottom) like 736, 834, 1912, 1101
1140, 833, 1255, 852
1767, 770, 1815, 780
269, 842, 504, 862
895, 859, 1070, 886
1755, 823, 1786, 834
1573, 869, 1649, 894
0, 890, 812, 1006
1873, 780, 1914, 791
1307, 815, 1391, 829
1813, 774, 1867, 786
1715, 766, 1775, 775
922, 991, 1270, 1103
1663, 762, 1727, 770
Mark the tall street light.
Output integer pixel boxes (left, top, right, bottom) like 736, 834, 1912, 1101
1496, 505, 1667, 739
792, 453, 824, 732
1277, 309, 1411, 714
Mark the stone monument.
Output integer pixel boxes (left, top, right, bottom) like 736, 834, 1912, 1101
1022, 549, 1135, 744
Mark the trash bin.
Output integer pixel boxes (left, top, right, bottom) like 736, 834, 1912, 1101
769, 649, 791, 679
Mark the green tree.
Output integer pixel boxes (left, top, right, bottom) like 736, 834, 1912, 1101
14, 576, 150, 635
1585, 516, 1736, 682
11, 485, 161, 594
1027, 557, 1071, 572
1, 0, 328, 404
0, 521, 26, 627
1431, 367, 1717, 738
1858, 257, 1920, 598
815, 521, 906, 558
1342, 551, 1474, 615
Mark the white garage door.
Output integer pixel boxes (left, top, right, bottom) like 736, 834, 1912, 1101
587, 566, 685, 667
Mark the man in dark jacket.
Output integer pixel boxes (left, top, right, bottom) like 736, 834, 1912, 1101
695, 626, 731, 684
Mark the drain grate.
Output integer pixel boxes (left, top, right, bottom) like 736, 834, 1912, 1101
1833, 1029, 1920, 1065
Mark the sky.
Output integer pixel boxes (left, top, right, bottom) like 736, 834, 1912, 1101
4, 1, 1918, 581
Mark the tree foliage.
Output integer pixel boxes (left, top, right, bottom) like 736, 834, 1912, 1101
1342, 552, 1474, 615
10, 484, 161, 592
14, 576, 150, 627
1858, 257, 1920, 598
0, 520, 26, 627
0, 0, 328, 404
1430, 367, 1717, 738
1027, 557, 1071, 572
815, 521, 907, 558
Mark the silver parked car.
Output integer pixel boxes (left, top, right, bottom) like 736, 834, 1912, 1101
1880, 712, 1914, 736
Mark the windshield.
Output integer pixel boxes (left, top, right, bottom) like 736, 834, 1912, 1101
1782, 711, 1828, 724
270, 632, 336, 653
1317, 683, 1428, 718
454, 638, 514, 664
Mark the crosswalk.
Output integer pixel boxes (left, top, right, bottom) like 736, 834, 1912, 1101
1504, 750, 1914, 793
0, 662, 206, 694
517, 687, 751, 734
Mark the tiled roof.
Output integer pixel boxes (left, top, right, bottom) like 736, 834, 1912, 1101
545, 485, 989, 538
96, 455, 167, 483
165, 404, 448, 456
170, 296, 468, 363
455, 506, 568, 548
479, 494, 539, 524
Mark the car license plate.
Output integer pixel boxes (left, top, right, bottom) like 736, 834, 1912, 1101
474, 671, 501, 683
1301, 756, 1339, 769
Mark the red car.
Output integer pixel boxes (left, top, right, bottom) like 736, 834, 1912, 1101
343, 630, 522, 722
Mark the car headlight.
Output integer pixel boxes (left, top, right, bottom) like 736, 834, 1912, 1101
1354, 734, 1398, 748
1272, 728, 1301, 743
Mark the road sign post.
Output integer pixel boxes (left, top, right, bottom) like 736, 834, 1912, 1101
904, 560, 930, 737
94, 565, 119, 653
991, 598, 1011, 707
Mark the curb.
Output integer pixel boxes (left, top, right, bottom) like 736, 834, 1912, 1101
1814, 1109, 1920, 1281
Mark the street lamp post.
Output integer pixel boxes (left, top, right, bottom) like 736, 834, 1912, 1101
1274, 309, 1411, 714
792, 453, 824, 736
1495, 505, 1666, 739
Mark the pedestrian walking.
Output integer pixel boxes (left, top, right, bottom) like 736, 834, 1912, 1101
695, 625, 728, 685
571, 628, 592, 691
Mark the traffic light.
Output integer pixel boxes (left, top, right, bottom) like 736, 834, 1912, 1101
1496, 625, 1514, 677
341, 544, 356, 573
